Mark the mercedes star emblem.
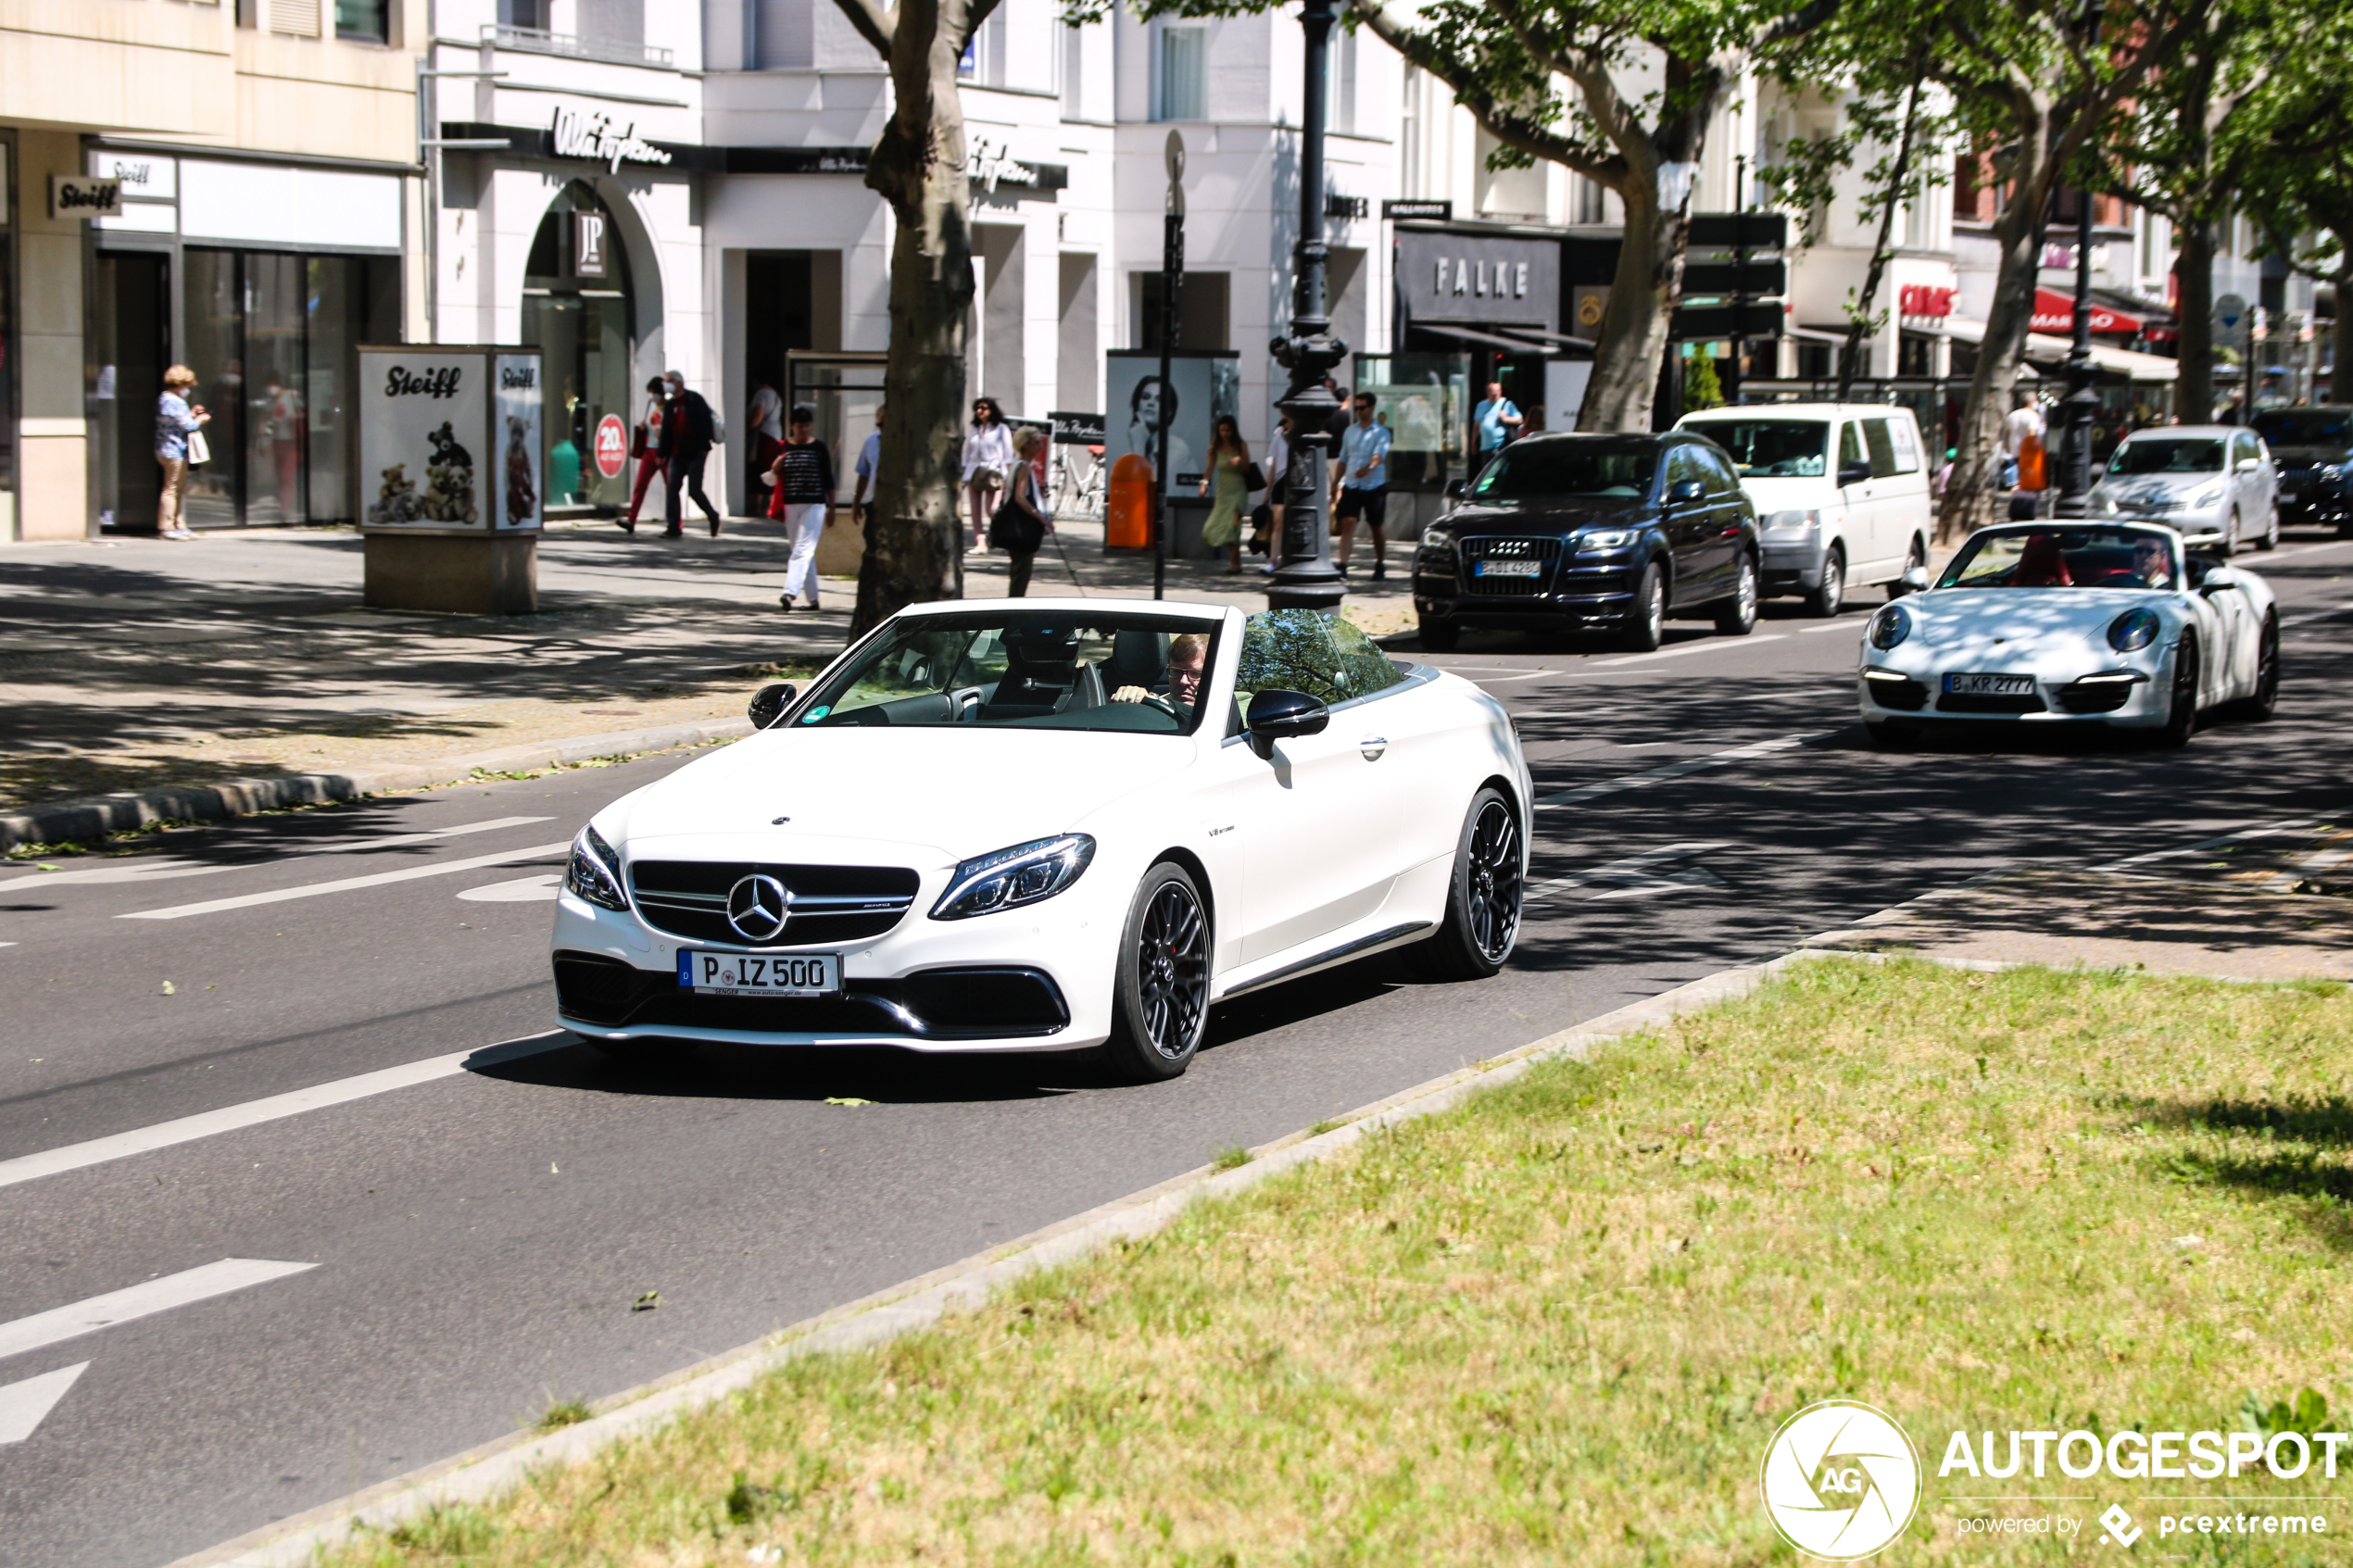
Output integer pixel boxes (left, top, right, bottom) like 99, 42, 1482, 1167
725, 873, 793, 943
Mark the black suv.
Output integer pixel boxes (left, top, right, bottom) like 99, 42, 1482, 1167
2252, 406, 2353, 535
1412, 432, 1761, 651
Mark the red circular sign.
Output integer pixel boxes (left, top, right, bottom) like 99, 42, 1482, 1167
593, 413, 628, 479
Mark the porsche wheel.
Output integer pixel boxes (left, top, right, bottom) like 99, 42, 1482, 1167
1805, 546, 1845, 618
1622, 560, 1666, 651
1715, 552, 1759, 635
2155, 632, 2200, 748
1102, 862, 1211, 1082
2239, 610, 2280, 721
1416, 789, 1524, 980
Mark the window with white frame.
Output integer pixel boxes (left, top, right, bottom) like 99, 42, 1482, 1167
1157, 27, 1206, 122
1061, 24, 1083, 118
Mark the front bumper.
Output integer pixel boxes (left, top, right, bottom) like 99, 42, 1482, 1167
1760, 535, 1826, 596
1415, 546, 1640, 629
1858, 661, 2165, 727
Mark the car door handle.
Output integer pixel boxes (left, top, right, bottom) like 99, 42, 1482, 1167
1358, 736, 1388, 759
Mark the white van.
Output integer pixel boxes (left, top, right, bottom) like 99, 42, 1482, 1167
1675, 403, 1935, 615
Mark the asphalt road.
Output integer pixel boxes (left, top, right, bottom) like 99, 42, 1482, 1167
4, 533, 2351, 1567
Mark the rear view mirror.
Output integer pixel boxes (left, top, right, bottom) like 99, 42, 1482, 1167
1838, 460, 1873, 486
749, 684, 797, 730
1244, 688, 1330, 759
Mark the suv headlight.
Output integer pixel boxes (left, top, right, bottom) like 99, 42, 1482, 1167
931, 834, 1096, 920
1760, 508, 1818, 534
1577, 528, 1638, 552
1419, 526, 1454, 550
1869, 604, 1912, 649
2108, 607, 2161, 653
564, 824, 630, 912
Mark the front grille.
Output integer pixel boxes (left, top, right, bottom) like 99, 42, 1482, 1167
1459, 536, 1562, 596
2055, 679, 2137, 715
629, 860, 920, 947
1937, 691, 2047, 714
1861, 674, 1930, 712
552, 951, 1069, 1037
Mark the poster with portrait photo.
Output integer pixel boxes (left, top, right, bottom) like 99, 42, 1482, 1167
493, 352, 545, 531
1104, 351, 1236, 490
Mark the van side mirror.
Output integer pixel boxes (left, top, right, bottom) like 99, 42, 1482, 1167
748, 684, 797, 730
1838, 459, 1873, 486
1244, 688, 1330, 759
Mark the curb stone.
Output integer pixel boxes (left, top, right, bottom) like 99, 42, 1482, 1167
169, 944, 1828, 1568
0, 719, 755, 853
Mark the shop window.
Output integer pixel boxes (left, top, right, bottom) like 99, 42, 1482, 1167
1156, 28, 1205, 121
523, 183, 636, 510
1897, 331, 1934, 377
334, 0, 389, 43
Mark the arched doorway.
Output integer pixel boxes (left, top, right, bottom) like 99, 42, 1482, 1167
522, 182, 636, 509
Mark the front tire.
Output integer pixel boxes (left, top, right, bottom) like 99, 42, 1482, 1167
2238, 610, 2280, 720
2216, 512, 2239, 558
1889, 535, 1929, 599
1714, 552, 1759, 635
2257, 506, 2280, 551
1416, 616, 1460, 652
1622, 559, 1666, 651
1416, 788, 1523, 981
1101, 862, 1212, 1083
2155, 633, 2200, 747
1805, 546, 1845, 618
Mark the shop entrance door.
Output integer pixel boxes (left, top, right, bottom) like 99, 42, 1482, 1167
92, 251, 170, 533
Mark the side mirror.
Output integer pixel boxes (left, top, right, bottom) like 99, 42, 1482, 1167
1244, 688, 1330, 759
748, 683, 797, 730
1666, 479, 1706, 505
2234, 458, 2261, 474
1444, 479, 1466, 500
1838, 460, 1873, 486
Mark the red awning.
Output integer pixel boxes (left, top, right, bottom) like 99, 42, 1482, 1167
2031, 289, 2144, 334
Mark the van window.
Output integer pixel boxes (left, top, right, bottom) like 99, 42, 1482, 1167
1862, 419, 1904, 479
1692, 420, 1828, 478
1840, 421, 1866, 472
1884, 416, 1921, 474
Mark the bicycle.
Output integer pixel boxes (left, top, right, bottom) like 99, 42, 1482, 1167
1050, 443, 1106, 522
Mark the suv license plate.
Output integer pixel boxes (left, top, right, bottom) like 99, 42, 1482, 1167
1475, 559, 1542, 577
677, 951, 841, 997
1944, 673, 2036, 696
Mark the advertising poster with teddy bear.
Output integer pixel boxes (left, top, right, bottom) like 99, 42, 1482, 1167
359, 350, 491, 529
494, 353, 544, 531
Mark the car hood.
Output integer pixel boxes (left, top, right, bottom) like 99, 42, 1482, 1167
2094, 470, 2224, 497
1894, 587, 2172, 663
598, 726, 1201, 862
1445, 497, 1652, 533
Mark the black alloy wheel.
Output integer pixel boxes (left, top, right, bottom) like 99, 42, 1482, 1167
2155, 632, 2200, 747
2241, 610, 2280, 720
1623, 559, 1666, 651
1715, 551, 1759, 635
1418, 616, 1460, 652
1103, 862, 1212, 1082
1806, 545, 1845, 618
1889, 536, 1928, 600
1417, 788, 1524, 980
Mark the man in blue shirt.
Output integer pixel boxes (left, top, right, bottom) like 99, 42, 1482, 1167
849, 403, 884, 525
1473, 380, 1521, 475
1333, 393, 1393, 579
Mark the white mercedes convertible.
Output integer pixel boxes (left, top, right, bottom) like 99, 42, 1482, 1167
551, 600, 1531, 1080
1857, 521, 2279, 746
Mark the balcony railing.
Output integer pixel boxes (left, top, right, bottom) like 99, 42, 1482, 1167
484, 24, 674, 69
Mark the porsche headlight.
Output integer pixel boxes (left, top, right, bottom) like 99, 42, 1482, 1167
1761, 508, 1819, 534
1577, 528, 1638, 552
2194, 487, 2223, 508
2108, 607, 2161, 653
932, 834, 1096, 921
1869, 603, 1912, 650
564, 824, 630, 912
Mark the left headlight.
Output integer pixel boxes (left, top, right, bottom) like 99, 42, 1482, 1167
564, 824, 630, 912
2108, 607, 2161, 653
1869, 603, 1912, 650
932, 834, 1097, 921
1577, 528, 1639, 552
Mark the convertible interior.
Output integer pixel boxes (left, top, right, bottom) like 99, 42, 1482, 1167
801, 620, 1206, 734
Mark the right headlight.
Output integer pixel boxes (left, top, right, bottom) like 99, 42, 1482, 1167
1869, 603, 1912, 650
931, 834, 1096, 921
564, 824, 629, 912
2108, 607, 2161, 653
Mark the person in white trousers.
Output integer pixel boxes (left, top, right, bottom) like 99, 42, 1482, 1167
766, 404, 836, 611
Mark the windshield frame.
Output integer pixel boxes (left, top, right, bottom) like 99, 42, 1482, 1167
1683, 418, 1831, 479
1933, 524, 2184, 593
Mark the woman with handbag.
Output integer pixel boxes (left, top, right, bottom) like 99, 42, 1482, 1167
962, 395, 1016, 551
618, 377, 668, 535
155, 366, 209, 539
988, 427, 1051, 596
1198, 415, 1252, 575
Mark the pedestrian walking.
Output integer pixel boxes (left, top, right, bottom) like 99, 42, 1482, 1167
1320, 374, 1353, 491
1333, 392, 1392, 578
849, 403, 884, 527
155, 365, 209, 540
1255, 412, 1292, 574
1473, 379, 1522, 477
988, 426, 1051, 596
618, 376, 667, 534
963, 395, 1016, 550
747, 376, 784, 511
1198, 414, 1251, 575
768, 403, 834, 612
661, 370, 723, 538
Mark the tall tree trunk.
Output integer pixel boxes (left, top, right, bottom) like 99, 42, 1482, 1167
850, 0, 979, 638
1837, 83, 1922, 405
1936, 199, 2048, 544
2336, 251, 2353, 403
1579, 178, 1687, 431
2174, 219, 2217, 423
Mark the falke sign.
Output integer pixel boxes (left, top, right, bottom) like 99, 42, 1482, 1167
1897, 284, 1956, 318
551, 107, 673, 174
50, 176, 123, 220
1393, 231, 1560, 331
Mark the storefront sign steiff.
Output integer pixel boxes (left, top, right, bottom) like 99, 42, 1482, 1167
50, 175, 123, 220
550, 107, 673, 175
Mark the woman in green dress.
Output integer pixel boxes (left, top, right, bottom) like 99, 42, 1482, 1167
1198, 415, 1251, 575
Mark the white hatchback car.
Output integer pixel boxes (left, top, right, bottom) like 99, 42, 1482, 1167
2090, 425, 2279, 554
551, 600, 1532, 1081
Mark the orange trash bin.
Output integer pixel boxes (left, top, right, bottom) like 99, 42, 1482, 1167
1106, 453, 1155, 550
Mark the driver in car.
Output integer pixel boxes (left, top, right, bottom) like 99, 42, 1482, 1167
1113, 632, 1207, 709
2133, 537, 2173, 588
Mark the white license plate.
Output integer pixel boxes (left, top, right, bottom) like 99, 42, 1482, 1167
677, 951, 840, 997
1476, 559, 1542, 577
1944, 673, 2036, 696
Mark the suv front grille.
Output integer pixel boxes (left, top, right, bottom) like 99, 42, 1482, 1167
1459, 536, 1561, 596
629, 860, 920, 947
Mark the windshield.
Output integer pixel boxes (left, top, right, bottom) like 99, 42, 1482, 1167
2107, 438, 2224, 476
1936, 526, 2182, 591
795, 611, 1221, 734
2252, 410, 2352, 449
1688, 420, 1828, 477
1471, 438, 1657, 500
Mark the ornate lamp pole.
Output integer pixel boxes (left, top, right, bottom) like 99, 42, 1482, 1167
2053, 183, 2098, 517
1266, 0, 1348, 611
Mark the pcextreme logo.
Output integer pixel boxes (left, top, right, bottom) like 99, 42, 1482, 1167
1761, 1400, 1923, 1560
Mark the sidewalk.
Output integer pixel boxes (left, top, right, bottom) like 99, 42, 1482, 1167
0, 516, 1416, 840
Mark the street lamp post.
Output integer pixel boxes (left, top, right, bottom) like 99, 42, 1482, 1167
1155, 131, 1186, 601
2053, 184, 2098, 517
1267, 0, 1348, 612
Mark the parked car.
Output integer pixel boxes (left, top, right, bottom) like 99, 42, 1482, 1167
1412, 432, 1761, 651
1857, 521, 2279, 747
2089, 425, 2278, 553
1674, 402, 1934, 616
2251, 405, 2353, 535
551, 601, 1532, 1082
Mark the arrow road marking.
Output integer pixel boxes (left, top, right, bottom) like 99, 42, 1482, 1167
0, 1362, 88, 1444
1537, 734, 1818, 808
0, 1259, 315, 1362
457, 873, 563, 903
1527, 842, 1731, 905
119, 841, 573, 920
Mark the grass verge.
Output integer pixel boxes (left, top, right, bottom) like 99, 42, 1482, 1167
321, 960, 2353, 1565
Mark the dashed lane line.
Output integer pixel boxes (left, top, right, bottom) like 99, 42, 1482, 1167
1, 817, 555, 888
1536, 733, 1823, 808
1526, 842, 1731, 904
119, 840, 573, 921
1590, 633, 1788, 668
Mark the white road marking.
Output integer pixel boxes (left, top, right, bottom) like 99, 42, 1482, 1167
119, 840, 573, 920
2281, 599, 2353, 628
1537, 733, 1818, 808
0, 1362, 87, 1444
1527, 842, 1730, 904
0, 1035, 567, 1192
2259, 841, 2353, 894
0, 1260, 315, 1361
458, 873, 563, 903
1464, 670, 1554, 683
6, 817, 554, 888
1590, 633, 1788, 668
2257, 539, 2353, 563
2095, 817, 2328, 876
1801, 621, 1865, 634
